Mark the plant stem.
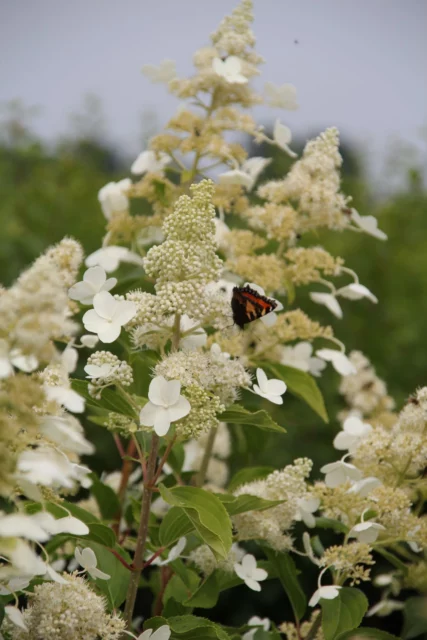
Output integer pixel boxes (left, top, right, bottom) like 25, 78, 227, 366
195, 426, 218, 487
152, 435, 178, 485
112, 439, 136, 536
172, 313, 181, 351
305, 611, 322, 640
123, 434, 160, 630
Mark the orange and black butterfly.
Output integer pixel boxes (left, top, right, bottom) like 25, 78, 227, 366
231, 285, 277, 328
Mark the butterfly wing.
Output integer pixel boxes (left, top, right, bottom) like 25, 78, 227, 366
231, 286, 277, 328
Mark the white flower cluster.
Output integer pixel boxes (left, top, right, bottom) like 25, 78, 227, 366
85, 350, 133, 399
233, 458, 315, 550
189, 542, 245, 577
339, 350, 395, 417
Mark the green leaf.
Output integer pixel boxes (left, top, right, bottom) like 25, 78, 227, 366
85, 523, 116, 547
80, 541, 130, 609
336, 631, 400, 640
71, 379, 137, 417
228, 466, 275, 492
220, 404, 286, 433
184, 571, 220, 608
263, 549, 306, 621
91, 478, 121, 521
216, 493, 283, 516
321, 588, 368, 640
163, 570, 201, 616
144, 614, 231, 639
264, 363, 329, 423
158, 507, 195, 546
402, 596, 427, 639
158, 485, 232, 561
315, 517, 349, 534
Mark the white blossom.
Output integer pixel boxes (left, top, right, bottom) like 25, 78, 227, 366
137, 626, 171, 640
241, 157, 272, 190
74, 547, 110, 580
85, 246, 144, 273
44, 385, 85, 413
80, 334, 99, 348
4, 606, 28, 631
0, 512, 51, 542
264, 82, 298, 109
320, 460, 362, 488
153, 537, 186, 566
280, 342, 326, 377
0, 341, 38, 379
218, 168, 253, 190
84, 363, 116, 379
295, 496, 320, 528
0, 577, 30, 595
273, 119, 297, 157
139, 376, 191, 437
131, 150, 171, 176
253, 368, 287, 405
316, 348, 357, 376
349, 520, 386, 544
98, 178, 131, 220
242, 617, 270, 640
82, 291, 136, 343
40, 415, 94, 455
351, 209, 387, 240
143, 59, 176, 83
309, 585, 341, 607
333, 416, 373, 453
212, 56, 248, 84
234, 554, 268, 592
68, 266, 117, 305
310, 292, 343, 319
337, 283, 378, 304
16, 447, 91, 490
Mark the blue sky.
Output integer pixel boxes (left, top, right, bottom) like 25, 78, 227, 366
1, 0, 426, 181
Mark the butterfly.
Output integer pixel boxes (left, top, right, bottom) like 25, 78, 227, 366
231, 285, 277, 328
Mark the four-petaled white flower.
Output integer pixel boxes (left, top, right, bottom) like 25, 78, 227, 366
218, 168, 253, 190
74, 546, 110, 580
347, 476, 382, 497
264, 82, 298, 109
139, 376, 191, 437
320, 460, 362, 488
98, 179, 131, 220
234, 554, 268, 592
83, 291, 136, 343
349, 520, 385, 544
310, 292, 343, 319
86, 246, 144, 273
245, 282, 283, 326
143, 59, 176, 83
316, 348, 356, 376
131, 150, 171, 176
309, 585, 341, 607
337, 282, 378, 304
137, 625, 171, 640
242, 617, 271, 640
253, 368, 287, 405
273, 119, 297, 158
295, 496, 321, 528
351, 209, 387, 241
45, 385, 85, 413
333, 416, 373, 453
153, 537, 186, 566
280, 342, 326, 377
5, 606, 28, 631
84, 363, 116, 379
212, 56, 248, 84
68, 266, 117, 305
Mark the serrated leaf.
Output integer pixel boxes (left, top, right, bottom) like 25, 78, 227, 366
321, 587, 368, 640
71, 379, 137, 417
220, 404, 286, 433
216, 493, 283, 516
159, 507, 195, 546
228, 466, 275, 492
158, 485, 232, 561
184, 571, 220, 608
263, 362, 328, 423
263, 549, 306, 621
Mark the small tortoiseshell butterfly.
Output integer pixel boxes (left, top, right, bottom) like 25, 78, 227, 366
231, 285, 277, 328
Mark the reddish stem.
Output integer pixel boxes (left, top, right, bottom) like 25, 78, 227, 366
143, 546, 166, 569
108, 548, 133, 572
153, 566, 173, 616
112, 439, 137, 536
152, 436, 177, 485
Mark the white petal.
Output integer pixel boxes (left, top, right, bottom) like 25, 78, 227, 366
338, 283, 378, 303
154, 409, 171, 437
266, 379, 287, 396
83, 266, 107, 288
93, 291, 117, 320
255, 368, 269, 393
148, 376, 170, 407
54, 516, 89, 535
81, 334, 99, 348
45, 564, 69, 584
0, 513, 49, 542
61, 347, 78, 374
164, 379, 181, 406
241, 553, 257, 574
5, 606, 28, 631
308, 590, 320, 607
139, 401, 158, 427
252, 567, 268, 582
168, 396, 191, 422
112, 300, 137, 325
310, 292, 343, 319
234, 563, 247, 581
333, 431, 355, 451
90, 567, 111, 580
97, 322, 121, 344
245, 577, 262, 591
82, 308, 103, 333
68, 281, 93, 303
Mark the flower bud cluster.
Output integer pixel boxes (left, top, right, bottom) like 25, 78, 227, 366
85, 351, 133, 399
